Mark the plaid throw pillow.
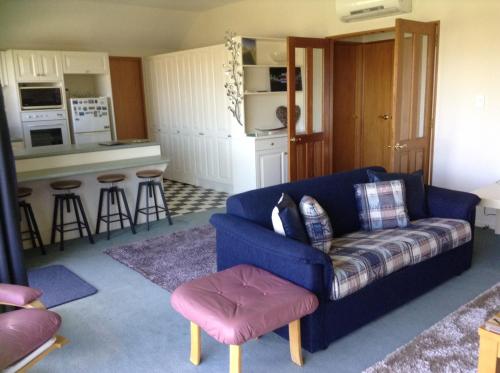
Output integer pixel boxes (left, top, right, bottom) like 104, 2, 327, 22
354, 179, 410, 231
299, 196, 333, 253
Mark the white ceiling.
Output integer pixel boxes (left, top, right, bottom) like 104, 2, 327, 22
79, 0, 243, 12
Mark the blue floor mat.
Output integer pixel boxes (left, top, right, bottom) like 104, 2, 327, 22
28, 264, 97, 308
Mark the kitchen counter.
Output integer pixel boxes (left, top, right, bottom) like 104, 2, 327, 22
15, 141, 169, 245
14, 140, 157, 160
17, 155, 168, 183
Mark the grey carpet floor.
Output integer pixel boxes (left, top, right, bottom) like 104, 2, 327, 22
24, 210, 500, 373
365, 283, 500, 373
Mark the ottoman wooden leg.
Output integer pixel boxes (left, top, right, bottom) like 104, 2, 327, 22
289, 319, 303, 366
190, 322, 201, 365
229, 344, 241, 373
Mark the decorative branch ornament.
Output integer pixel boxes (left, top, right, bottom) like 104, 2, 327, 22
223, 31, 244, 126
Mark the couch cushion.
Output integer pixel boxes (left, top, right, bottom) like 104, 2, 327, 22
328, 218, 472, 300
227, 167, 385, 237
271, 193, 309, 243
0, 284, 42, 307
354, 179, 410, 231
367, 169, 427, 220
299, 195, 333, 253
0, 309, 61, 369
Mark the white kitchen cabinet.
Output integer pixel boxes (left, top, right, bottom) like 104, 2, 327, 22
13, 50, 62, 82
256, 151, 288, 188
143, 45, 233, 192
0, 51, 9, 87
62, 52, 108, 74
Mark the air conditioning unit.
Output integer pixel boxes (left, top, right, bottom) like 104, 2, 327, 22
337, 0, 412, 22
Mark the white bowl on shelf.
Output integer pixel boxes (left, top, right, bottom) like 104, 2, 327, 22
270, 51, 287, 64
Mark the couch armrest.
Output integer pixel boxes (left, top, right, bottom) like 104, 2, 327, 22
426, 185, 480, 225
210, 213, 333, 300
0, 283, 44, 308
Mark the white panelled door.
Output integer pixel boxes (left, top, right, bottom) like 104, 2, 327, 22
143, 45, 233, 192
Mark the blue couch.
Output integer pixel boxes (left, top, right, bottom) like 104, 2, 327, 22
209, 167, 480, 352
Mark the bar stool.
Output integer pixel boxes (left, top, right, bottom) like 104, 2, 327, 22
134, 169, 173, 230
95, 173, 136, 240
17, 187, 46, 255
50, 180, 94, 251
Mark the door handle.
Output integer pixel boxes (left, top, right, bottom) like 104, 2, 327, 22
393, 143, 408, 150
290, 137, 296, 143
379, 114, 391, 120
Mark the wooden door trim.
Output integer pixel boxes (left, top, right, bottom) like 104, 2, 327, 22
327, 27, 395, 40
109, 56, 149, 139
428, 21, 440, 185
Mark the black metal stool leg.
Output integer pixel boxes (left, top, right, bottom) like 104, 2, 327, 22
50, 195, 59, 245
145, 182, 150, 230
76, 195, 94, 244
59, 196, 65, 251
157, 182, 173, 225
106, 189, 111, 240
119, 188, 136, 234
26, 202, 46, 255
115, 187, 124, 229
21, 201, 37, 250
71, 196, 84, 238
152, 181, 160, 221
134, 182, 144, 225
95, 188, 105, 235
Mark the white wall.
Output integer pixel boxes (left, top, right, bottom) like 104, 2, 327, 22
0, 0, 196, 56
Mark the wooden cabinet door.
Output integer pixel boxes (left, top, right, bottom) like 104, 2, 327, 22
62, 52, 108, 74
391, 19, 438, 182
287, 37, 332, 181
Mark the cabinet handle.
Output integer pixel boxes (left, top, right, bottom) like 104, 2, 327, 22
227, 134, 232, 138
199, 132, 205, 136
270, 142, 274, 146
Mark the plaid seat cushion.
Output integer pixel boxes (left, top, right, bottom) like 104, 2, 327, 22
354, 179, 410, 231
329, 218, 472, 300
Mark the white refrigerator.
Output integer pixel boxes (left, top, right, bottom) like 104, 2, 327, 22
69, 97, 112, 144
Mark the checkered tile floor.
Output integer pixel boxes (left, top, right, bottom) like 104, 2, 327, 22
163, 179, 228, 217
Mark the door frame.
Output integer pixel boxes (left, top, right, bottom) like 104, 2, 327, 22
109, 56, 149, 140
326, 21, 439, 182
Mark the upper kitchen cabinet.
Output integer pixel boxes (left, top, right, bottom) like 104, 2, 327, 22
13, 50, 63, 82
62, 52, 109, 74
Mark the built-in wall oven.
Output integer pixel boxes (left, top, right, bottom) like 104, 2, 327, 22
22, 110, 70, 148
19, 85, 63, 110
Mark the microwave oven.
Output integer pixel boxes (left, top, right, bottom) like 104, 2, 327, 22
19, 86, 63, 110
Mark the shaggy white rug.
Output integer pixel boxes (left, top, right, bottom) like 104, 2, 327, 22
364, 283, 500, 373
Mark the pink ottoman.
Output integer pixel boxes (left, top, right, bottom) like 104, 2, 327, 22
171, 264, 319, 373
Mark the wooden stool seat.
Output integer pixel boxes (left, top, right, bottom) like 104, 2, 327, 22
50, 180, 82, 190
136, 170, 163, 179
17, 187, 33, 198
97, 174, 126, 183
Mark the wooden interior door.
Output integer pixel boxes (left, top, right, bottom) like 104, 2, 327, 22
109, 57, 148, 140
361, 40, 394, 170
332, 42, 362, 172
287, 37, 332, 182
391, 19, 438, 182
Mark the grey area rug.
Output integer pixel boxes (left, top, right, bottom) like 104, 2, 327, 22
364, 282, 500, 373
105, 225, 216, 292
